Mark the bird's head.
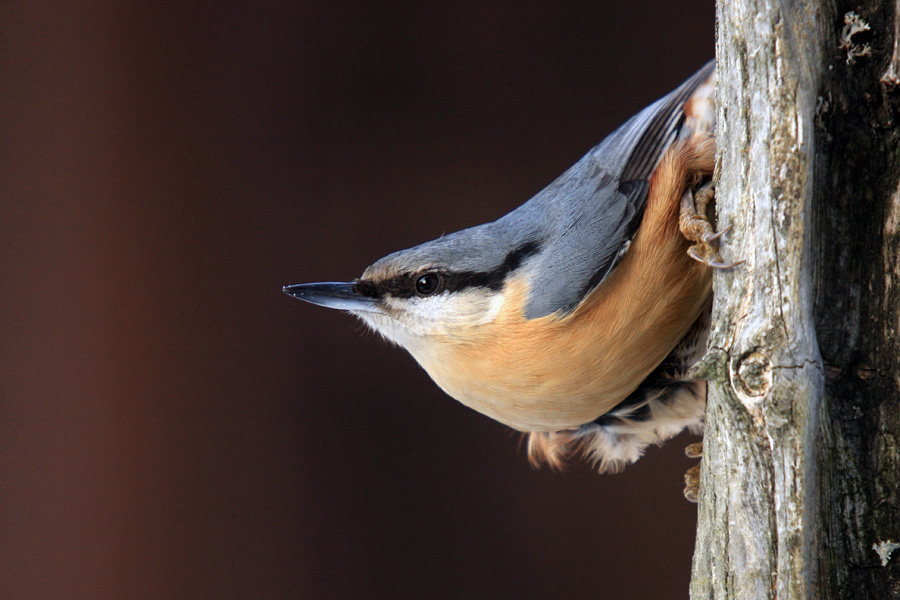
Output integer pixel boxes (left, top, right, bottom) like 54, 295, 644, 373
284, 225, 543, 354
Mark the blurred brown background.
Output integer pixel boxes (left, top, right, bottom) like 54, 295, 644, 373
1, 2, 714, 599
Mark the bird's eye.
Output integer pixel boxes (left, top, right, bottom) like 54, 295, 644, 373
414, 272, 442, 296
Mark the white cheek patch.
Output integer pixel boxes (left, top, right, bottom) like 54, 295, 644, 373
406, 289, 505, 333
352, 288, 506, 347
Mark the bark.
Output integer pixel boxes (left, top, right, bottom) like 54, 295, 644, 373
691, 1, 900, 598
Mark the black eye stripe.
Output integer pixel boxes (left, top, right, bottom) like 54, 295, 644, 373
356, 240, 542, 299
502, 240, 541, 272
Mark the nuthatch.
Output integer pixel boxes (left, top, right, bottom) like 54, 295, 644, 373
285, 62, 734, 497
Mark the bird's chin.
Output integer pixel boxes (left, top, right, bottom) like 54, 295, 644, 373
352, 310, 396, 339
351, 311, 423, 350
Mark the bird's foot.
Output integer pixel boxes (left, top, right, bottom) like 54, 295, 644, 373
683, 441, 703, 503
679, 183, 744, 269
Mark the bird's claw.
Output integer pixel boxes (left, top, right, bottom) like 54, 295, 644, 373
687, 246, 745, 270
683, 465, 701, 503
683, 440, 703, 503
702, 222, 731, 243
679, 183, 742, 269
684, 441, 703, 458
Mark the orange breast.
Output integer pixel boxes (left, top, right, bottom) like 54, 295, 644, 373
415, 136, 715, 431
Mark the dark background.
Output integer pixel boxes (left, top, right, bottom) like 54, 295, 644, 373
1, 2, 714, 599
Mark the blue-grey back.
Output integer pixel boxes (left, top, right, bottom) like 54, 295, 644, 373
367, 61, 716, 319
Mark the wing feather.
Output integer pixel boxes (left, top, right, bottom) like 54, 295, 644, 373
512, 61, 715, 318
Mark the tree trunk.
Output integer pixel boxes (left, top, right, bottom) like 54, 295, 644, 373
691, 1, 900, 598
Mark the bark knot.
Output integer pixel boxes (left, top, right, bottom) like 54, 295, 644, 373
732, 350, 774, 401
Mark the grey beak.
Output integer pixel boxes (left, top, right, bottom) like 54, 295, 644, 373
282, 282, 381, 313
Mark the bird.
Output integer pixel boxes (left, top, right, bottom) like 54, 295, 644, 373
284, 61, 736, 500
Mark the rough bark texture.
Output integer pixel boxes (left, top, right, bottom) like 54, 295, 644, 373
692, 1, 900, 598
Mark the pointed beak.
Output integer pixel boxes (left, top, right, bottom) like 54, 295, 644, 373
282, 282, 381, 313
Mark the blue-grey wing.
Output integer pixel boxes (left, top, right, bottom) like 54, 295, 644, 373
510, 61, 715, 319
